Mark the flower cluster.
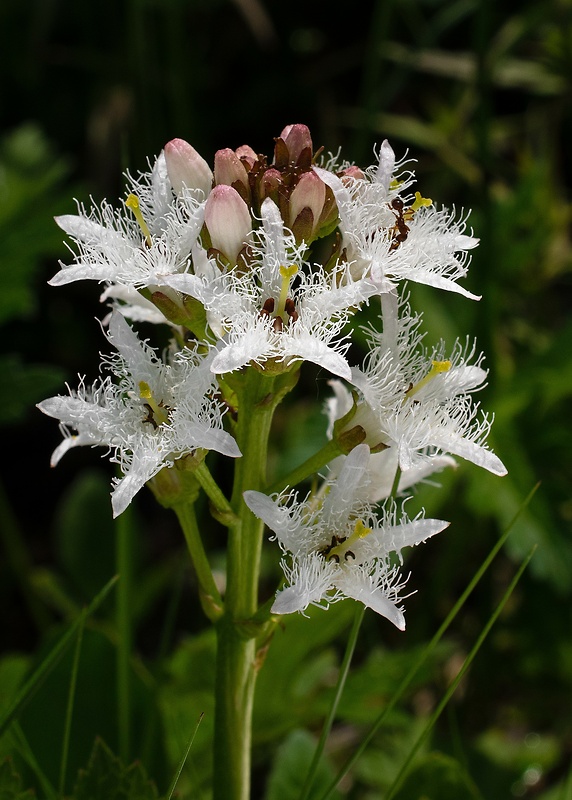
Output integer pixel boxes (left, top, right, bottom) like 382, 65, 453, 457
40, 124, 506, 628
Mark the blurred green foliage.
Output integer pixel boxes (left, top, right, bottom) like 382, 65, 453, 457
0, 0, 571, 797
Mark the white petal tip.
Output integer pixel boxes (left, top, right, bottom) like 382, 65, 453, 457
271, 588, 307, 615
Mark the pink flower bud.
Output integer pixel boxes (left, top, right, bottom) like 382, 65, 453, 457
214, 148, 250, 201
204, 185, 252, 265
164, 138, 213, 197
289, 171, 326, 234
260, 167, 283, 203
235, 144, 259, 169
274, 124, 313, 169
339, 165, 366, 183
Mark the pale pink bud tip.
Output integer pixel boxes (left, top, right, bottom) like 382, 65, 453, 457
235, 145, 259, 168
204, 184, 252, 265
289, 171, 326, 232
164, 138, 213, 197
275, 124, 313, 169
214, 148, 250, 199
340, 165, 366, 182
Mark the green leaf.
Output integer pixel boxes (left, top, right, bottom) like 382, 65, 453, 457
0, 124, 71, 325
476, 728, 560, 774
0, 758, 35, 799
391, 752, 482, 800
265, 730, 341, 800
72, 738, 158, 800
54, 470, 116, 600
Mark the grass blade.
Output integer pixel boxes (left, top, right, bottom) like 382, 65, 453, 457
165, 712, 205, 800
12, 720, 58, 800
116, 506, 134, 764
58, 611, 85, 796
385, 545, 536, 799
0, 575, 118, 739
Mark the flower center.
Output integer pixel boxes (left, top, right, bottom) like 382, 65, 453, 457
259, 264, 299, 332
322, 518, 372, 563
405, 359, 452, 400
139, 381, 171, 427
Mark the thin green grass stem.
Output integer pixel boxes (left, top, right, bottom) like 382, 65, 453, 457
298, 604, 366, 800
58, 614, 85, 797
12, 721, 57, 800
116, 507, 134, 764
385, 545, 536, 800
0, 576, 118, 739
165, 712, 204, 800
316, 483, 539, 800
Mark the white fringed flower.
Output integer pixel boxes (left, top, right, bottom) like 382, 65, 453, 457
50, 150, 208, 288
244, 443, 449, 629
316, 140, 480, 299
164, 198, 375, 379
335, 293, 507, 476
37, 312, 240, 517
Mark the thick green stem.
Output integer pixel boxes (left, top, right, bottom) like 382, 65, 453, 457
213, 367, 294, 800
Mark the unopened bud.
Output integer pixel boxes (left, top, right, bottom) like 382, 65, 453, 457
260, 167, 283, 204
148, 459, 201, 508
164, 138, 213, 197
204, 185, 252, 266
274, 124, 313, 170
235, 144, 259, 169
214, 148, 250, 202
289, 171, 326, 242
339, 165, 366, 183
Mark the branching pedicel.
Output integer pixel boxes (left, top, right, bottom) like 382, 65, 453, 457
39, 124, 506, 800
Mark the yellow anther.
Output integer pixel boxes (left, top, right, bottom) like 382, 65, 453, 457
125, 193, 152, 247
139, 380, 152, 400
389, 179, 402, 190
279, 264, 298, 281
411, 191, 432, 212
353, 519, 372, 539
405, 360, 452, 399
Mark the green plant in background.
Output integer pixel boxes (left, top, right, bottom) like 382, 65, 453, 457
0, 125, 68, 422
0, 125, 71, 636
